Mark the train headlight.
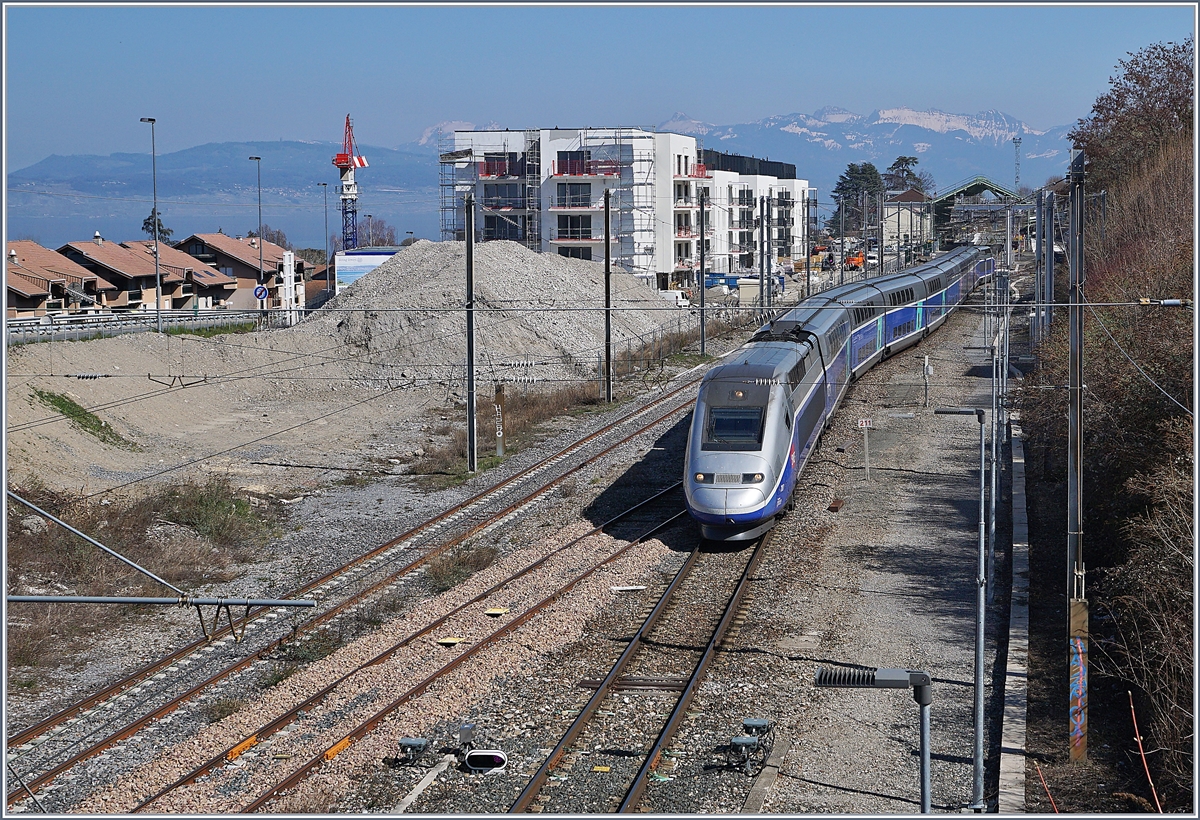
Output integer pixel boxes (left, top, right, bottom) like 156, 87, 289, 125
694, 473, 714, 484
742, 473, 765, 484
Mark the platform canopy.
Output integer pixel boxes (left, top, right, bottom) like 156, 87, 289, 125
933, 175, 1020, 203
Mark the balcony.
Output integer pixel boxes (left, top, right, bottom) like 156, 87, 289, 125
481, 197, 528, 210
549, 230, 602, 242
674, 198, 697, 209
673, 258, 695, 271
675, 228, 698, 239
549, 197, 602, 210
674, 163, 711, 179
478, 160, 519, 178
551, 159, 619, 177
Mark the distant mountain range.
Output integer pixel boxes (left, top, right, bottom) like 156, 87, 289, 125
7, 107, 1074, 250
655, 106, 1073, 197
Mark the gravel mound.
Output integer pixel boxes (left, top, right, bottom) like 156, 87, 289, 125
301, 240, 686, 386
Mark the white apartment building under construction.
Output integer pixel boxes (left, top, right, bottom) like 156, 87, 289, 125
439, 128, 814, 290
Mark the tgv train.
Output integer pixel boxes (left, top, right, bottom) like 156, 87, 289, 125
684, 246, 994, 541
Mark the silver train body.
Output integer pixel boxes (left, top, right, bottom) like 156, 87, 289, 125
684, 246, 994, 541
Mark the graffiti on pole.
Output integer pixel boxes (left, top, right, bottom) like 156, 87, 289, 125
1069, 634, 1088, 761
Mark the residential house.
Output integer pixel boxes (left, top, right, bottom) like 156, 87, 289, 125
6, 240, 108, 317
175, 233, 310, 310
58, 232, 181, 311
883, 189, 934, 251
121, 241, 237, 309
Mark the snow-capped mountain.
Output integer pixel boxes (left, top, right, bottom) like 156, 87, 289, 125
658, 106, 1074, 199
7, 105, 1075, 249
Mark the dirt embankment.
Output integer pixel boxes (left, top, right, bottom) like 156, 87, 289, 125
6, 240, 688, 499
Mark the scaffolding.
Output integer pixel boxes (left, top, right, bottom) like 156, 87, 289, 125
440, 127, 666, 284
439, 131, 542, 252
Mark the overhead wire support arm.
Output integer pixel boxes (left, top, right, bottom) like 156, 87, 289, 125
6, 491, 316, 643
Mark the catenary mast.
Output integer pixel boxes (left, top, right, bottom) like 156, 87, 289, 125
332, 115, 368, 250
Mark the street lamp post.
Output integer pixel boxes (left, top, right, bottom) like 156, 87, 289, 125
366, 214, 373, 246
318, 182, 329, 294
248, 156, 263, 306
140, 117, 162, 333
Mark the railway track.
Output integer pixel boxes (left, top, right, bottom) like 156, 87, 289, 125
508, 531, 770, 813
6, 373, 708, 812
228, 494, 696, 816
130, 486, 687, 812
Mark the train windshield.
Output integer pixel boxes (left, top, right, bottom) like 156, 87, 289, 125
703, 406, 765, 451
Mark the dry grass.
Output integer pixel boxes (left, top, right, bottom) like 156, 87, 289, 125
424, 543, 498, 593
274, 783, 342, 814
6, 477, 280, 671
406, 312, 753, 487
201, 697, 245, 723
1018, 133, 1193, 808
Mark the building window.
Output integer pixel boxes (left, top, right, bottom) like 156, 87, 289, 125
556, 182, 591, 208
556, 150, 587, 175
484, 183, 524, 208
484, 214, 522, 240
558, 247, 592, 260
557, 214, 592, 240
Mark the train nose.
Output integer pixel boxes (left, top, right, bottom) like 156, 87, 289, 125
690, 486, 766, 516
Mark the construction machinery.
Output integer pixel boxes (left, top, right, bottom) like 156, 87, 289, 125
332, 115, 368, 251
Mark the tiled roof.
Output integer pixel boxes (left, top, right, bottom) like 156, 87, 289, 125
122, 241, 236, 287
7, 269, 51, 298
180, 233, 301, 272
58, 238, 185, 284
7, 239, 108, 294
888, 188, 931, 203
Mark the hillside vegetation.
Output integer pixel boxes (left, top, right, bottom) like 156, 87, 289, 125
1019, 34, 1193, 806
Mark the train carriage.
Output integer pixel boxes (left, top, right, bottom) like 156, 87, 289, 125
684, 246, 989, 541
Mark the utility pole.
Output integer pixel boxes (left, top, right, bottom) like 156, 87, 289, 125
1013, 136, 1022, 191
1033, 189, 1043, 347
465, 194, 477, 474
804, 194, 811, 297
604, 188, 613, 401
1067, 150, 1088, 763
139, 117, 162, 333
758, 195, 765, 316
839, 195, 846, 285
318, 182, 330, 294
878, 191, 885, 276
1045, 190, 1055, 332
699, 190, 706, 356
1006, 205, 1013, 269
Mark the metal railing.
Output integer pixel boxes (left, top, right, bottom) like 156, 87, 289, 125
551, 159, 619, 177
481, 197, 528, 209
6, 309, 269, 345
551, 197, 600, 209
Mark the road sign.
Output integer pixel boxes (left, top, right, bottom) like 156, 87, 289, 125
858, 418, 873, 428
253, 285, 268, 300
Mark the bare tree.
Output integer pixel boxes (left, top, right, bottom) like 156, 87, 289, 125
1068, 34, 1193, 191
247, 224, 293, 250
330, 216, 398, 252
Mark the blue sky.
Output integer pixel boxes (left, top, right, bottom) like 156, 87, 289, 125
4, 3, 1195, 170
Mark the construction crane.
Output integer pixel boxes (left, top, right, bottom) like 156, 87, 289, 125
333, 115, 368, 250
